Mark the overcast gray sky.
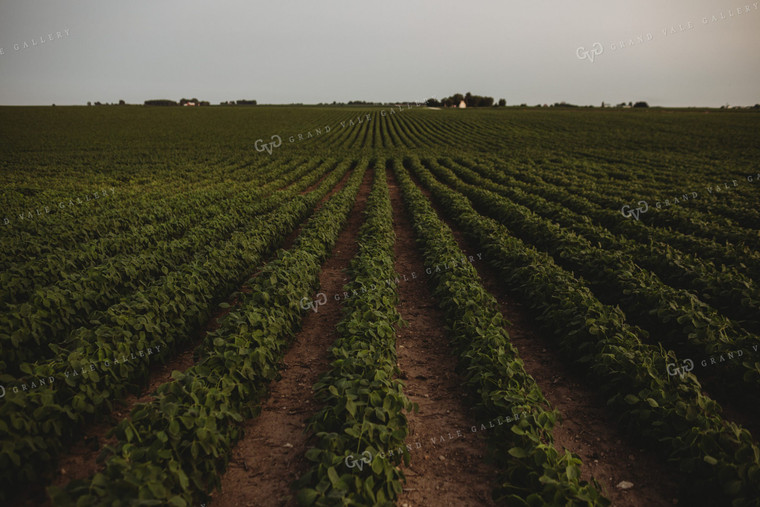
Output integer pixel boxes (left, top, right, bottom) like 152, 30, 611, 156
0, 0, 758, 106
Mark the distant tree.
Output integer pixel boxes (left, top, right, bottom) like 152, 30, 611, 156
94, 101, 102, 106
87, 101, 92, 106
633, 101, 649, 108
462, 92, 494, 107
437, 92, 495, 108
144, 99, 178, 106
235, 99, 257, 105
200, 101, 210, 106
119, 99, 126, 105
425, 98, 441, 107
498, 98, 506, 107
628, 101, 633, 107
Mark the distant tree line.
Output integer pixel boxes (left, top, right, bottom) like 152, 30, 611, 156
88, 100, 128, 106
219, 99, 257, 105
144, 99, 178, 106
143, 98, 210, 106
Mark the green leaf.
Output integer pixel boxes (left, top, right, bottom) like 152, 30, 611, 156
508, 447, 528, 459
327, 466, 345, 489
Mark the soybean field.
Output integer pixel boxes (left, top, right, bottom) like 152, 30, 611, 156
1, 105, 760, 506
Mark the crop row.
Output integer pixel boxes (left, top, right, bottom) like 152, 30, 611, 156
532, 155, 760, 232
0, 159, 355, 500
420, 157, 760, 396
0, 158, 334, 373
495, 157, 760, 284
394, 160, 609, 505
409, 156, 760, 505
296, 167, 414, 506
0, 156, 281, 270
446, 157, 760, 334
52, 160, 368, 505
0, 156, 308, 310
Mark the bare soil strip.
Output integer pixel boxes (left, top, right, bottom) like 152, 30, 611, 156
32, 168, 356, 506
413, 179, 682, 506
388, 171, 500, 507
209, 168, 373, 507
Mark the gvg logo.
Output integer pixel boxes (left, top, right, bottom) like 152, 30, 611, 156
576, 42, 603, 62
667, 358, 694, 379
621, 200, 649, 220
345, 451, 372, 471
255, 135, 282, 155
300, 292, 327, 313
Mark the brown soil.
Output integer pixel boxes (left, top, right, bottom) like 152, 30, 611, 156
388, 171, 500, 507
209, 168, 373, 507
413, 178, 682, 506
